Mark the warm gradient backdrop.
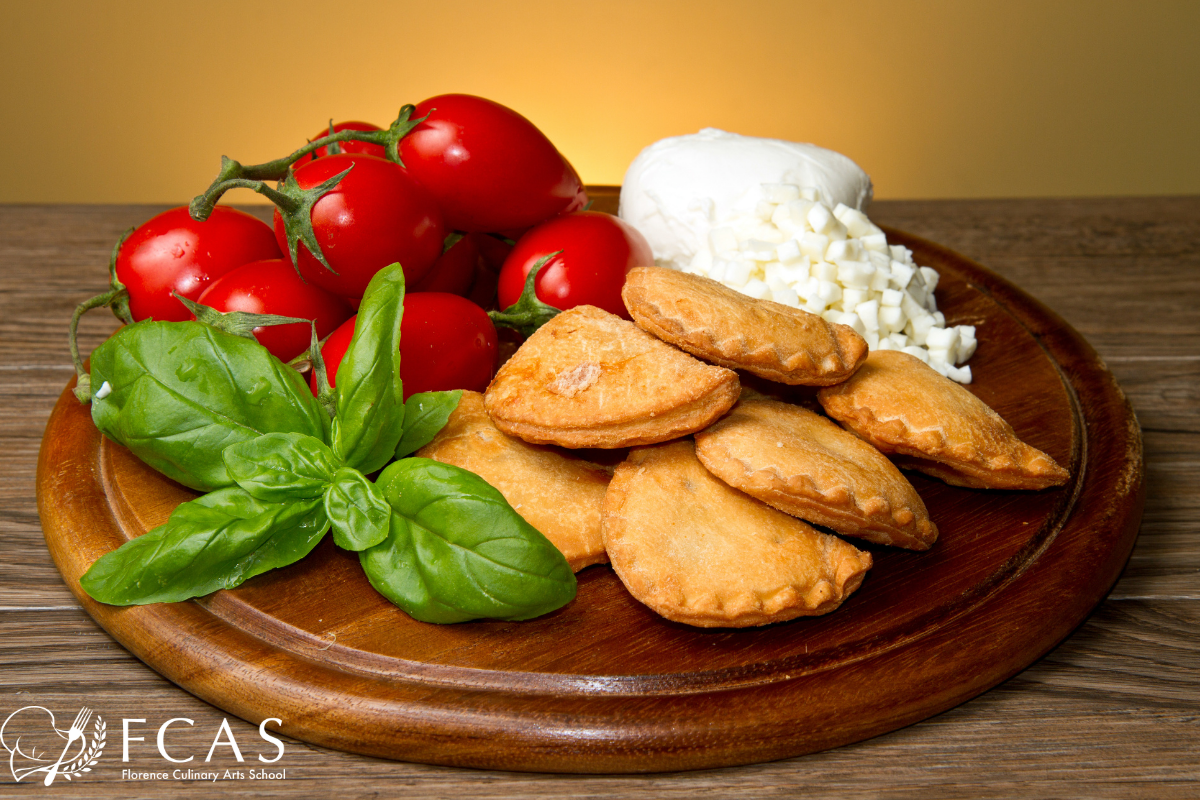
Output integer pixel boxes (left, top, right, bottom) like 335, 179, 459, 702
2, 0, 1197, 203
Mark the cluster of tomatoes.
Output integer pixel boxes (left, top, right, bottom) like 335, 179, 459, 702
103, 94, 652, 399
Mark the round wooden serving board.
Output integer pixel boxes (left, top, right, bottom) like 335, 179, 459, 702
37, 226, 1144, 774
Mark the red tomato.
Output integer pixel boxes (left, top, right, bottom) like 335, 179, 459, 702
410, 234, 482, 297
314, 293, 498, 400
399, 94, 586, 232
116, 206, 281, 322
497, 211, 653, 319
309, 121, 387, 160
274, 153, 444, 299
196, 258, 353, 362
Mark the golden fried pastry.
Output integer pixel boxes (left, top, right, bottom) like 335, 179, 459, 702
817, 350, 1070, 490
603, 440, 873, 628
484, 305, 741, 449
417, 392, 610, 571
695, 399, 937, 550
621, 266, 868, 386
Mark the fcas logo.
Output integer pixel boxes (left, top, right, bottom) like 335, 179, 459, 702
1, 706, 106, 785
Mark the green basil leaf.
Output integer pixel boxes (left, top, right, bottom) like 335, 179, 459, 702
331, 263, 406, 474
360, 458, 576, 624
89, 321, 327, 491
324, 467, 390, 551
80, 487, 329, 606
223, 432, 339, 502
394, 390, 462, 458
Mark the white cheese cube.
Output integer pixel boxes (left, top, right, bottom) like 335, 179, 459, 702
902, 345, 931, 364
890, 260, 915, 289
772, 285, 801, 307
837, 311, 866, 335
798, 232, 830, 259
750, 224, 786, 243
867, 249, 891, 270
864, 330, 880, 350
800, 187, 822, 202
842, 288, 869, 310
909, 311, 936, 345
878, 304, 906, 332
927, 347, 952, 367
724, 260, 753, 287
710, 227, 739, 255
861, 232, 889, 252
949, 364, 973, 384
742, 278, 771, 300
806, 203, 835, 234
890, 244, 913, 263
933, 311, 945, 327
687, 249, 713, 276
856, 298, 880, 332
805, 296, 827, 314
825, 238, 863, 263
876, 336, 896, 351
743, 239, 778, 261
834, 205, 874, 238
813, 261, 838, 281
816, 280, 842, 305
887, 332, 909, 349
763, 183, 801, 204
836, 260, 873, 289
919, 266, 940, 293
880, 288, 904, 308
869, 268, 892, 292
925, 326, 960, 351
774, 238, 802, 264
754, 200, 776, 221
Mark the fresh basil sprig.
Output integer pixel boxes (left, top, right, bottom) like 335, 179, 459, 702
88, 321, 327, 491
330, 264, 406, 474
324, 467, 391, 551
395, 390, 462, 459
223, 432, 338, 502
80, 487, 329, 605
80, 262, 575, 623
361, 458, 576, 624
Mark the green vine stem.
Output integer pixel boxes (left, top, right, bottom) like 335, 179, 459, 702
487, 253, 564, 338
188, 104, 425, 223
71, 228, 135, 403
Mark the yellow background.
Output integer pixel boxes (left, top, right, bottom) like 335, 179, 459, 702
1, 0, 1197, 203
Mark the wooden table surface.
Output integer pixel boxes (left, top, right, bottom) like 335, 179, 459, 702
2, 198, 1197, 798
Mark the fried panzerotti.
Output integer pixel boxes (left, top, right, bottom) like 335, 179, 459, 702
603, 440, 873, 628
621, 266, 868, 386
695, 399, 937, 550
818, 350, 1070, 490
417, 392, 609, 571
484, 305, 740, 448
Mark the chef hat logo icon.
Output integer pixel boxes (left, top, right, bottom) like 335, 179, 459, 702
1, 706, 106, 785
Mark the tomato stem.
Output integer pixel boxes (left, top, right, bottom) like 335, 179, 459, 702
172, 293, 311, 341
486, 253, 563, 338
70, 229, 136, 403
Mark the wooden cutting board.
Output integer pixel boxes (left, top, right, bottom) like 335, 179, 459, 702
36, 223, 1144, 774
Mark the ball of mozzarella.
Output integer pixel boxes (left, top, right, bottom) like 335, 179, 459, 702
618, 129, 873, 272
678, 184, 978, 383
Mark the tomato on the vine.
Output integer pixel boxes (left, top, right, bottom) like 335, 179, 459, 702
274, 153, 444, 299
309, 121, 387, 161
116, 206, 282, 322
196, 258, 353, 362
497, 211, 653, 319
399, 94, 585, 233
314, 293, 498, 400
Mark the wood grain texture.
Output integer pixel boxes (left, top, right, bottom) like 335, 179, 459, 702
3, 197, 1198, 796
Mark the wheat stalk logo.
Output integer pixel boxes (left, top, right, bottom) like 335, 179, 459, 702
1, 706, 105, 785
